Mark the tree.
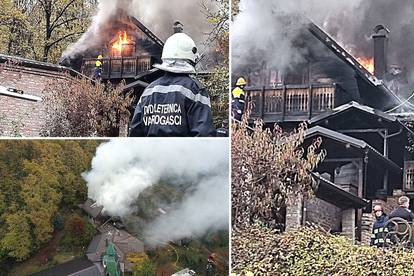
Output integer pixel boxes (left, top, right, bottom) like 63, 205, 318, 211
200, 0, 230, 128
0, 140, 99, 264
131, 254, 156, 276
231, 107, 326, 228
0, 0, 96, 62
0, 212, 32, 261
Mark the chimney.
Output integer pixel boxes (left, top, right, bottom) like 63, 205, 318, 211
173, 21, 184, 34
372, 25, 390, 79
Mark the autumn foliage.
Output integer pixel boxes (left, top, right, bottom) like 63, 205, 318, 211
41, 76, 132, 137
231, 107, 326, 228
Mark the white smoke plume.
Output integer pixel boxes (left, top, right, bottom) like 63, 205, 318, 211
82, 139, 229, 245
62, 0, 217, 59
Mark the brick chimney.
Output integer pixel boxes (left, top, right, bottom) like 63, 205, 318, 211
372, 25, 390, 79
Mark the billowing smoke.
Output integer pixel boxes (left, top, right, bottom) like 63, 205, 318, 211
62, 0, 217, 59
325, 0, 414, 88
233, 0, 414, 91
82, 139, 229, 245
232, 0, 363, 73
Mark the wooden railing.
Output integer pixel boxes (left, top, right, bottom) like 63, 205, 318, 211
404, 161, 414, 192
247, 84, 337, 122
81, 55, 155, 79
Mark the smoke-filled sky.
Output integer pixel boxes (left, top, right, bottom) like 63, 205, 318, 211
82, 139, 229, 245
233, 0, 414, 84
63, 0, 217, 59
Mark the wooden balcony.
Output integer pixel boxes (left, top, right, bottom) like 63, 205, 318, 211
246, 84, 339, 122
404, 161, 414, 192
81, 55, 156, 79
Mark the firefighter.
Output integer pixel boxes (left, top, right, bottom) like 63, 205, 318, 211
232, 77, 247, 121
94, 54, 103, 79
370, 204, 390, 247
129, 32, 216, 137
216, 119, 229, 137
206, 253, 217, 276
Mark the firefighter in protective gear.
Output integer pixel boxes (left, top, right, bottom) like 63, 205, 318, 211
94, 54, 103, 79
129, 32, 216, 137
370, 204, 390, 247
232, 77, 247, 121
216, 119, 229, 137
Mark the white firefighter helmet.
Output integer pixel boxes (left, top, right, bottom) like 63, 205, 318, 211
162, 33, 199, 63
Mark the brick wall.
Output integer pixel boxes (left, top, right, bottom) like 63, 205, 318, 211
0, 65, 68, 136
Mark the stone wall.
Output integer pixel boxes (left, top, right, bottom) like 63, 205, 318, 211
305, 197, 342, 232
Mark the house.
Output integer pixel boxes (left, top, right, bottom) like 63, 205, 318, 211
0, 12, 166, 137
61, 11, 165, 96
30, 257, 103, 276
87, 224, 145, 273
242, 20, 414, 243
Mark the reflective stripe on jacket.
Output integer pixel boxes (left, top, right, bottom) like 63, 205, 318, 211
129, 72, 216, 137
370, 214, 389, 247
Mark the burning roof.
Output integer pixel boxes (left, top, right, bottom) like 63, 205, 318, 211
306, 22, 404, 110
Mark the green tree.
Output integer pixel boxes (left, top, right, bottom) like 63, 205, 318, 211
0, 212, 32, 260
0, 140, 99, 264
133, 258, 156, 276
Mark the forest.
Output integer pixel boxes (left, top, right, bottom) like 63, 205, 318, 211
0, 140, 101, 274
0, 140, 229, 275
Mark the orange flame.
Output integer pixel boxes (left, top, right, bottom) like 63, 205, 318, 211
112, 31, 129, 55
356, 57, 375, 75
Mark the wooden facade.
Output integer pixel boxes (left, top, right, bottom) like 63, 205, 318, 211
81, 55, 156, 79
247, 84, 342, 122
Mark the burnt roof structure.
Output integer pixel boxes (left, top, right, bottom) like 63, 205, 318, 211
79, 199, 104, 219
307, 22, 404, 111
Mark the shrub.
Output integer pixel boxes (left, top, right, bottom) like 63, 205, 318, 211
41, 76, 131, 137
232, 109, 326, 228
232, 225, 414, 276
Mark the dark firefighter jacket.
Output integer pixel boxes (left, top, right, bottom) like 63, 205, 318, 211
129, 72, 216, 137
389, 206, 414, 222
370, 214, 390, 247
232, 98, 245, 121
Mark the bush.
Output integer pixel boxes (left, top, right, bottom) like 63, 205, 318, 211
232, 225, 414, 276
41, 76, 131, 137
232, 110, 326, 228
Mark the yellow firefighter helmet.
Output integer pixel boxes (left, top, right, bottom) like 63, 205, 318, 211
97, 55, 103, 59
236, 77, 247, 86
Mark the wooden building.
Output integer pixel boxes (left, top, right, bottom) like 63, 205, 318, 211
242, 21, 414, 243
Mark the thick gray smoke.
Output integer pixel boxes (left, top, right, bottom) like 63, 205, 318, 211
62, 0, 217, 59
232, 0, 362, 73
82, 139, 229, 245
233, 0, 414, 88
325, 0, 414, 86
